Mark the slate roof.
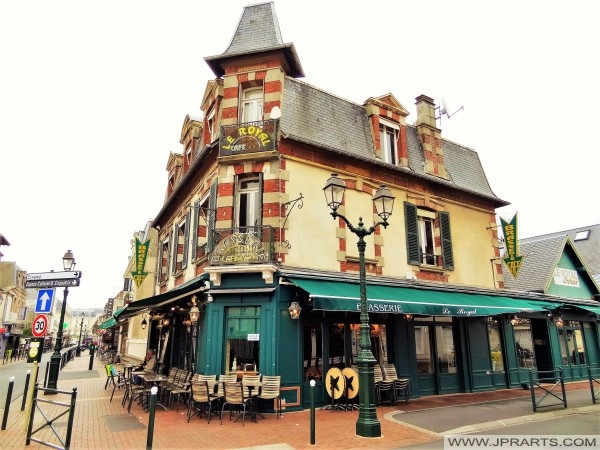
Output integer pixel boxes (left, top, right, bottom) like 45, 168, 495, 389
203, 2, 505, 205
502, 235, 567, 292
204, 2, 304, 77
280, 77, 504, 204
520, 224, 600, 278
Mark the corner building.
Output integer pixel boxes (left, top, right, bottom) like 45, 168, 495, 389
116, 2, 600, 410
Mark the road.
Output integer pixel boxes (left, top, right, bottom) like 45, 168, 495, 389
0, 351, 53, 410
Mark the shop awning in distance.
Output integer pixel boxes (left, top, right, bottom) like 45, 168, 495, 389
288, 277, 551, 317
115, 273, 210, 320
99, 305, 128, 329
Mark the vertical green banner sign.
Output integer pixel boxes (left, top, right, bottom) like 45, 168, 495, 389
501, 213, 523, 278
131, 238, 150, 288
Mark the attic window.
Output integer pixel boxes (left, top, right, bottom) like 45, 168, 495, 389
379, 118, 399, 166
574, 230, 590, 241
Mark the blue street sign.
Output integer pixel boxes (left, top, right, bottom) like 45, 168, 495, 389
35, 289, 55, 313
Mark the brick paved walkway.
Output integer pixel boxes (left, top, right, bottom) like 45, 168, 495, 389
0, 352, 596, 449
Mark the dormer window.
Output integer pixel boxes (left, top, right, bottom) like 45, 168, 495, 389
379, 118, 399, 165
241, 87, 264, 123
168, 171, 176, 189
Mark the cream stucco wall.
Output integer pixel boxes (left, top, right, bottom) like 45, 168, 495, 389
283, 159, 497, 288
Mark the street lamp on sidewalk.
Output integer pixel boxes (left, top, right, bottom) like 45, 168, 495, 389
46, 250, 76, 393
323, 174, 395, 438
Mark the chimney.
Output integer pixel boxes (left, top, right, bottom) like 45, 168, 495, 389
415, 95, 449, 180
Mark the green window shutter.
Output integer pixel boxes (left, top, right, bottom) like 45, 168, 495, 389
207, 180, 218, 252
439, 211, 454, 270
191, 199, 199, 260
404, 202, 420, 265
182, 210, 191, 270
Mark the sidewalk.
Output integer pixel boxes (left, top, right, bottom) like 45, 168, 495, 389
1, 352, 598, 449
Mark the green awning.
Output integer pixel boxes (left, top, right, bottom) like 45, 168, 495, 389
99, 305, 127, 329
571, 304, 600, 315
289, 277, 549, 317
99, 317, 117, 329
116, 273, 209, 320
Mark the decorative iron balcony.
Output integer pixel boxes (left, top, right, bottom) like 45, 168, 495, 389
208, 226, 276, 266
219, 119, 278, 157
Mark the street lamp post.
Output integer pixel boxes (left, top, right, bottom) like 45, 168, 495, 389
323, 174, 395, 438
46, 250, 76, 393
76, 315, 84, 357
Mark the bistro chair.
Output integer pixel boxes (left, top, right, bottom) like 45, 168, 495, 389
257, 375, 281, 419
374, 364, 395, 405
220, 382, 254, 426
109, 366, 126, 402
165, 370, 192, 410
213, 374, 238, 403
383, 363, 411, 404
187, 380, 219, 423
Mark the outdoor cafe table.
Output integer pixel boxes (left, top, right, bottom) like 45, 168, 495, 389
140, 373, 170, 411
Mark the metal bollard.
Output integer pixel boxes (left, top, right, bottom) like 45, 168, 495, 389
146, 386, 158, 449
88, 347, 95, 370
2, 376, 15, 430
310, 379, 316, 445
21, 370, 31, 411
44, 361, 50, 388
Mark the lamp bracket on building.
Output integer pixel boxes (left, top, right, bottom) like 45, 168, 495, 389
281, 193, 304, 249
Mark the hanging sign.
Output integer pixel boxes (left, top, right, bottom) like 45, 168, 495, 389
131, 238, 150, 287
501, 213, 524, 278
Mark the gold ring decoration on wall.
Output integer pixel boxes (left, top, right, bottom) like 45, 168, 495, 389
342, 367, 359, 400
325, 367, 344, 400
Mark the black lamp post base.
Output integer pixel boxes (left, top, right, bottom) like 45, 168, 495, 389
356, 419, 382, 438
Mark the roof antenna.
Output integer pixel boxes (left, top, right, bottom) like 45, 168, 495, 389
436, 98, 464, 126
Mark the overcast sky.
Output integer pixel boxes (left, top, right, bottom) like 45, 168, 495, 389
1, 0, 598, 309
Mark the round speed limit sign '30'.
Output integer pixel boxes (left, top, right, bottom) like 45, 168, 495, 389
32, 314, 49, 337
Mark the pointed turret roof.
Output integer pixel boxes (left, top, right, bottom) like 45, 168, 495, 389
204, 2, 304, 78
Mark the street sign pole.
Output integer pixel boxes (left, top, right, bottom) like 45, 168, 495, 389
46, 286, 69, 394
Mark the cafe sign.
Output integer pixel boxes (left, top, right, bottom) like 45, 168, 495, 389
210, 232, 270, 265
219, 120, 277, 156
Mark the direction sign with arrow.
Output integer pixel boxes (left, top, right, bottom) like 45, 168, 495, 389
25, 279, 81, 289
26, 271, 82, 281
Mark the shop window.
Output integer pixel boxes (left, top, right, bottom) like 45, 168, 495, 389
235, 175, 262, 231
487, 317, 504, 372
513, 318, 535, 368
404, 202, 454, 269
349, 323, 388, 367
559, 321, 586, 366
415, 325, 432, 374
226, 306, 260, 373
329, 323, 346, 369
435, 323, 456, 374
304, 325, 323, 381
379, 120, 398, 165
241, 87, 263, 123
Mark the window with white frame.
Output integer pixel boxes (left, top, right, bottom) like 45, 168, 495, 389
404, 202, 454, 269
235, 175, 262, 231
379, 119, 398, 165
241, 87, 263, 123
